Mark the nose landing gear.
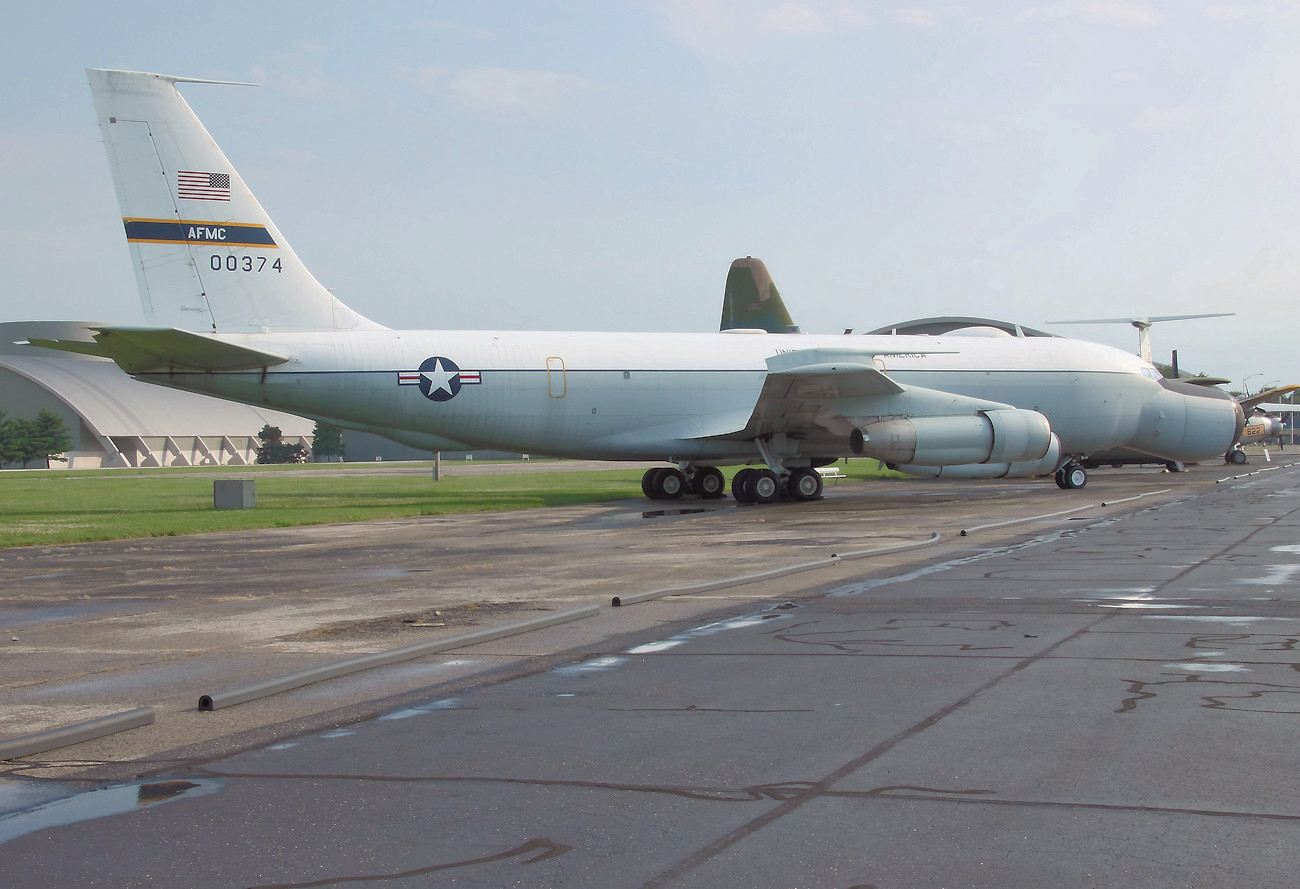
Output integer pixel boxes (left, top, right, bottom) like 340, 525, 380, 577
1054, 460, 1088, 489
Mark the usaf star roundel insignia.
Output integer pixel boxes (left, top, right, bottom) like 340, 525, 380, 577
397, 356, 482, 402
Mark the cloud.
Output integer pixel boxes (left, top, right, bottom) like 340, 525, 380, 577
410, 17, 494, 40
401, 66, 600, 116
1011, 1, 1163, 27
1130, 104, 1200, 132
893, 7, 940, 28
251, 43, 358, 107
1205, 4, 1288, 21
646, 0, 873, 60
760, 3, 831, 33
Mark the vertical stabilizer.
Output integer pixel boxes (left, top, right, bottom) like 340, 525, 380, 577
719, 256, 798, 333
87, 68, 384, 333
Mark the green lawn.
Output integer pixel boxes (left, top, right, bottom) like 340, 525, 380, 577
0, 460, 901, 548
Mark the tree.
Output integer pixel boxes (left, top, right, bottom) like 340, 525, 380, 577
0, 411, 11, 468
311, 421, 346, 463
255, 424, 309, 464
9, 418, 40, 469
31, 409, 73, 468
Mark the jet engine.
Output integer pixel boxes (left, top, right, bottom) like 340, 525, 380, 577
851, 409, 1052, 467
892, 434, 1063, 479
1124, 379, 1243, 462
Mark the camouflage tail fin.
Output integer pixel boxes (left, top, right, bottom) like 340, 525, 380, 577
719, 257, 799, 333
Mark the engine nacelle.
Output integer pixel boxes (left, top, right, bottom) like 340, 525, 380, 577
1239, 414, 1285, 445
892, 434, 1063, 479
851, 409, 1052, 467
1124, 379, 1243, 461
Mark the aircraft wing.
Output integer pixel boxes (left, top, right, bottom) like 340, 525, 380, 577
701, 347, 955, 442
1238, 384, 1300, 413
28, 327, 289, 373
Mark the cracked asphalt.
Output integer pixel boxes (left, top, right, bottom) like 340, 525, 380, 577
2, 459, 1298, 887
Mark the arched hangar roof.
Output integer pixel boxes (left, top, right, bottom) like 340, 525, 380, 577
2, 321, 312, 467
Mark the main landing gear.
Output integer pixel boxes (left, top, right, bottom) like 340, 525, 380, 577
640, 465, 824, 503
1054, 460, 1088, 490
1225, 447, 1248, 465
730, 466, 824, 504
641, 466, 726, 501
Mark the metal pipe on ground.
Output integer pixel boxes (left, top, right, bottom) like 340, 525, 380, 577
0, 707, 156, 761
612, 533, 942, 606
198, 604, 601, 711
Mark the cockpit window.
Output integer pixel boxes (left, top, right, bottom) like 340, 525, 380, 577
1141, 365, 1163, 381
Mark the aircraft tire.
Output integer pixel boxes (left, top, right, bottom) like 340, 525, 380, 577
1055, 462, 1087, 489
1230, 449, 1248, 465
752, 469, 781, 503
652, 468, 686, 500
789, 467, 824, 501
693, 467, 726, 499
732, 468, 758, 503
641, 468, 664, 499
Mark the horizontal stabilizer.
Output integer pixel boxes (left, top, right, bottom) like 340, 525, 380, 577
30, 327, 288, 374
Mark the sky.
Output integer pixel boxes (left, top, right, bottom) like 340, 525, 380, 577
3, 1, 1299, 393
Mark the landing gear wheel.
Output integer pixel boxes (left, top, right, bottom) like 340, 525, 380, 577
732, 468, 758, 504
641, 468, 662, 498
642, 468, 685, 500
788, 467, 824, 501
651, 467, 686, 500
1229, 449, 1248, 465
692, 466, 726, 499
1054, 462, 1087, 490
752, 469, 781, 504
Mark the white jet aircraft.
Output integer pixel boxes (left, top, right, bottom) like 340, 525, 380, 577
35, 69, 1244, 503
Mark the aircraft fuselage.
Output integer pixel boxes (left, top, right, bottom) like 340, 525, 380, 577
134, 329, 1234, 466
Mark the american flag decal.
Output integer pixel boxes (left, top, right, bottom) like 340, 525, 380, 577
178, 170, 232, 201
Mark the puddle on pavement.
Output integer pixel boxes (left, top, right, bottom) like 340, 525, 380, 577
378, 698, 461, 721
553, 656, 628, 676
1075, 592, 1206, 611
626, 604, 799, 654
1164, 663, 1251, 673
1237, 565, 1300, 585
1141, 615, 1297, 626
0, 601, 142, 630
0, 779, 219, 845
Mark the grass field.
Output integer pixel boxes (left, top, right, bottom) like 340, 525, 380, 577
0, 460, 902, 548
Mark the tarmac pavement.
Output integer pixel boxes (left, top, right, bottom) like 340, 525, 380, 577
1, 458, 1298, 887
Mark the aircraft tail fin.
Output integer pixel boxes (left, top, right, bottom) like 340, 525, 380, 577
86, 68, 385, 334
719, 257, 799, 334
